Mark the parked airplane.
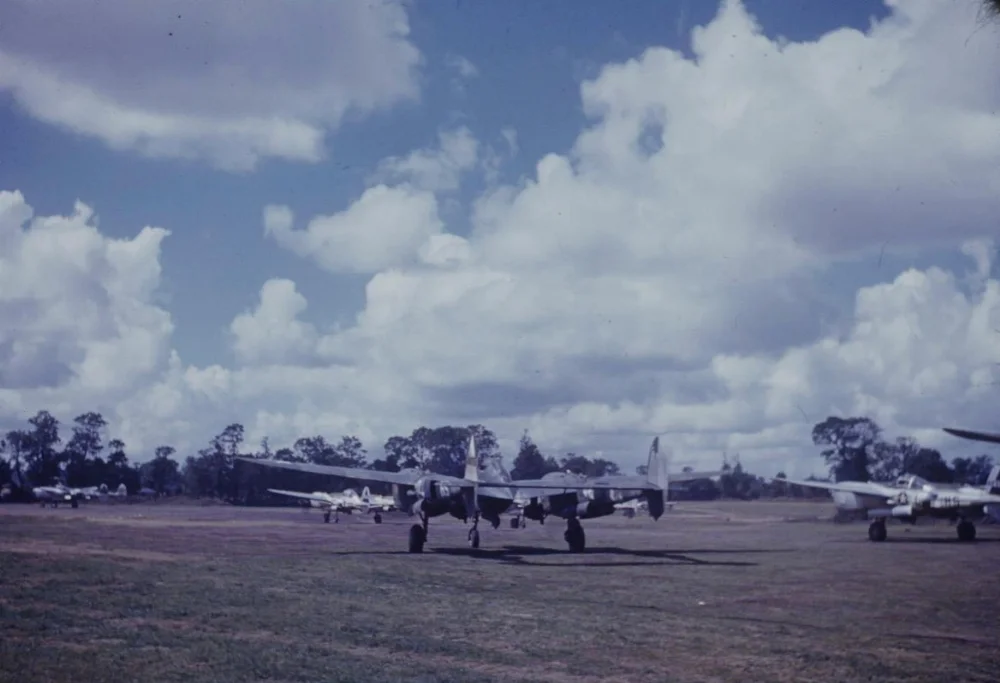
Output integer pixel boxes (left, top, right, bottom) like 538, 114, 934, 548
506, 439, 723, 545
771, 468, 1000, 542
267, 486, 389, 524
942, 426, 1000, 519
238, 436, 675, 553
96, 483, 129, 502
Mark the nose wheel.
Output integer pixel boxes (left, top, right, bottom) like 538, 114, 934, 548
868, 520, 887, 542
468, 512, 481, 549
564, 518, 586, 552
957, 520, 976, 542
408, 513, 429, 553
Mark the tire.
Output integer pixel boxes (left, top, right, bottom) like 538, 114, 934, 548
408, 524, 426, 553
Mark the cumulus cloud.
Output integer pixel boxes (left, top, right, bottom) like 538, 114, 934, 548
263, 185, 446, 274
0, 190, 173, 430
229, 280, 319, 366
372, 127, 480, 193
3, 1, 1000, 475
0, 0, 421, 170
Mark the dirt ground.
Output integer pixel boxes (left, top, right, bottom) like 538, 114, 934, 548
1, 499, 998, 683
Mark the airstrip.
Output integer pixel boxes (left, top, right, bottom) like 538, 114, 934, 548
1, 500, 998, 683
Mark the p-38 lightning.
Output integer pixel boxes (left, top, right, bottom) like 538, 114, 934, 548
772, 426, 1000, 543
267, 485, 394, 524
238, 436, 684, 553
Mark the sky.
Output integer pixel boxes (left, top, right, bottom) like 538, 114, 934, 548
1, 0, 999, 477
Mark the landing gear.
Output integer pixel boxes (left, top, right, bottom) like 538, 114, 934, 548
373, 512, 383, 524
868, 520, 887, 542
323, 509, 340, 524
957, 519, 976, 542
510, 516, 520, 529
71, 498, 79, 509
468, 512, 481, 549
408, 513, 429, 553
564, 518, 586, 552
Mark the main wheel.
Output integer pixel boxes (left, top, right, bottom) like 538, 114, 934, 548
868, 521, 887, 542
510, 516, 520, 529
408, 524, 426, 553
957, 520, 976, 542
373, 512, 383, 524
469, 529, 480, 549
323, 511, 331, 523
71, 498, 79, 509
564, 520, 586, 552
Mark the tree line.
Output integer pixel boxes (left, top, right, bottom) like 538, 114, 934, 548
1, 410, 995, 503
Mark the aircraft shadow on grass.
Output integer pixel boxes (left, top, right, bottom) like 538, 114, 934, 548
325, 545, 795, 567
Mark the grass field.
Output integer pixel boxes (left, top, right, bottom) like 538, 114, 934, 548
1, 500, 998, 683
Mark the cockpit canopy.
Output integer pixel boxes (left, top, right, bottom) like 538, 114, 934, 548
894, 474, 930, 490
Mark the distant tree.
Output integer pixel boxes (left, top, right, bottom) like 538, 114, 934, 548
906, 448, 953, 483
24, 410, 63, 486
811, 416, 882, 482
63, 412, 108, 487
511, 431, 556, 480
333, 435, 367, 467
142, 446, 181, 494
635, 464, 648, 476
273, 447, 302, 463
952, 454, 995, 485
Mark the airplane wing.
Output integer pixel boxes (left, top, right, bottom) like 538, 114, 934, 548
236, 457, 471, 487
768, 477, 900, 498
672, 470, 725, 482
943, 428, 1000, 445
267, 489, 334, 505
482, 475, 657, 492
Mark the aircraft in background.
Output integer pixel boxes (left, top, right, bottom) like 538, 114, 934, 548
615, 497, 649, 518
506, 439, 723, 546
771, 466, 1000, 542
238, 435, 676, 553
267, 485, 391, 524
95, 483, 129, 502
942, 426, 1000, 519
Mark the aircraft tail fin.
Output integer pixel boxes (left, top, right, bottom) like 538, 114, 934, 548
644, 437, 671, 521
117, 483, 127, 497
986, 465, 1000, 493
361, 486, 372, 503
462, 436, 479, 520
464, 436, 480, 483
645, 436, 671, 491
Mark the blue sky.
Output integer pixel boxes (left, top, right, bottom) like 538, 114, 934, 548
1, 0, 998, 472
1, 0, 899, 367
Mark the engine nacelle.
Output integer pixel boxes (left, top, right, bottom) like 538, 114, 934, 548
522, 499, 546, 521
576, 499, 616, 519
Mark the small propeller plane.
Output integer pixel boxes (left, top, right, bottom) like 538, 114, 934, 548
267, 485, 391, 524
238, 435, 679, 553
506, 438, 724, 547
770, 466, 1000, 542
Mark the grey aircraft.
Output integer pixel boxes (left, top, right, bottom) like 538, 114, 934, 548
506, 437, 724, 546
237, 435, 676, 553
772, 467, 1000, 543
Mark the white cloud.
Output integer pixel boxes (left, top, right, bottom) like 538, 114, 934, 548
263, 185, 445, 274
373, 127, 480, 192
229, 279, 319, 366
3, 1, 1000, 476
445, 54, 480, 80
0, 0, 421, 170
0, 189, 173, 434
